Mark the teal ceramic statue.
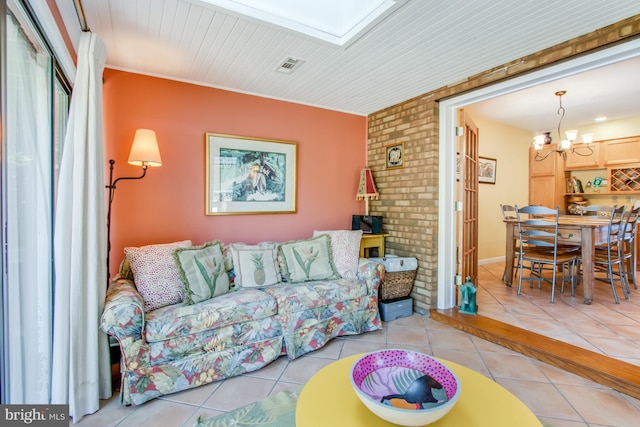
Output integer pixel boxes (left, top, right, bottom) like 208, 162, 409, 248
458, 276, 478, 315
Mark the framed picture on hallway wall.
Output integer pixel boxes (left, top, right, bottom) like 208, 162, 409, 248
205, 133, 297, 215
478, 156, 497, 184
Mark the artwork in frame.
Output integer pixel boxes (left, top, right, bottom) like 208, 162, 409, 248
385, 142, 404, 169
205, 133, 297, 215
478, 156, 497, 184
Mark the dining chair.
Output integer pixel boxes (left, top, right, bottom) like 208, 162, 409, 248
589, 205, 629, 303
500, 204, 519, 282
621, 205, 640, 290
515, 205, 580, 303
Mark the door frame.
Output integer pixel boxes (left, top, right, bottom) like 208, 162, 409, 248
437, 38, 640, 309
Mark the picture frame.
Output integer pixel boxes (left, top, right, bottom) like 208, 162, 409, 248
571, 176, 584, 193
566, 177, 575, 193
384, 142, 404, 169
205, 133, 297, 215
478, 156, 497, 184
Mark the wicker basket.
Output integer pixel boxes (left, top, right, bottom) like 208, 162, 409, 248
379, 269, 417, 301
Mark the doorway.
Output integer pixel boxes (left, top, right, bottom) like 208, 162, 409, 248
437, 38, 640, 309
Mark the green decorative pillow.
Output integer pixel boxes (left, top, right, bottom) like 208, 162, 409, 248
234, 246, 280, 288
173, 241, 230, 305
279, 234, 340, 283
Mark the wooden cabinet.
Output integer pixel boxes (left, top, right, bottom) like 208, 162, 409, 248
564, 136, 640, 170
530, 145, 558, 176
530, 175, 560, 208
530, 136, 640, 212
528, 146, 565, 209
601, 137, 640, 166
564, 143, 600, 169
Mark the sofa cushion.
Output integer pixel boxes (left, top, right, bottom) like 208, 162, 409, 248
278, 235, 340, 283
124, 240, 192, 312
145, 288, 277, 342
263, 278, 367, 315
148, 317, 283, 366
173, 241, 230, 305
313, 229, 363, 279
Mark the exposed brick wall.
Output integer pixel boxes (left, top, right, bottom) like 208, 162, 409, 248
367, 15, 640, 314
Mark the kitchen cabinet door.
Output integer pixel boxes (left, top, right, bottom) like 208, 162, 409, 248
564, 143, 600, 169
529, 175, 558, 208
602, 137, 640, 166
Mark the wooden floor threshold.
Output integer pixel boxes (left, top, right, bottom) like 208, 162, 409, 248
430, 308, 640, 400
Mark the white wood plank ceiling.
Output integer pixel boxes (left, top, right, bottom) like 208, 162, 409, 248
54, 0, 640, 116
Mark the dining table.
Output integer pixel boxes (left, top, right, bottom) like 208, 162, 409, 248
503, 215, 612, 304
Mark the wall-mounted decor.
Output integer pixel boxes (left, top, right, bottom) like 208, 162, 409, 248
205, 133, 297, 215
384, 142, 404, 169
478, 156, 497, 184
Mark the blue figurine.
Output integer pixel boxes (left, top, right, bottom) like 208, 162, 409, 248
458, 276, 478, 315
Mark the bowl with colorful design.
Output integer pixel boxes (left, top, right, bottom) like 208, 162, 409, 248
350, 349, 461, 426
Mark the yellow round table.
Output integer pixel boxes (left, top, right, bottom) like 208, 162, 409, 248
296, 354, 542, 427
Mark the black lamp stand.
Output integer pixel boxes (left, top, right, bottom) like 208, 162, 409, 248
106, 159, 148, 281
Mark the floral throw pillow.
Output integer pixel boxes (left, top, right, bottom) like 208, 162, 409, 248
124, 240, 192, 312
279, 235, 340, 283
231, 243, 280, 288
173, 241, 230, 305
313, 229, 363, 279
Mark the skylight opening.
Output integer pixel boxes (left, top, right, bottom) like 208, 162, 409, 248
202, 0, 407, 47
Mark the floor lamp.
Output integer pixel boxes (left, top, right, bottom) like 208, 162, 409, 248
106, 129, 162, 281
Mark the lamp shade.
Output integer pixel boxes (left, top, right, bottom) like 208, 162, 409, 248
356, 168, 379, 200
128, 129, 162, 167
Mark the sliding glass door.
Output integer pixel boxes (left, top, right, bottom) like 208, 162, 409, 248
1, 0, 69, 404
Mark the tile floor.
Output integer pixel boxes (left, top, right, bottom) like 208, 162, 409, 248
76, 262, 640, 427
480, 260, 640, 367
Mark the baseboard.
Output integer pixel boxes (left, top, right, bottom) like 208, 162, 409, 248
479, 256, 505, 265
429, 308, 640, 400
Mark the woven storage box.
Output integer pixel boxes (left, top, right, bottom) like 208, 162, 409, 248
369, 257, 418, 301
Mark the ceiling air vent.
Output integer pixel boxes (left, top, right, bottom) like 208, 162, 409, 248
276, 57, 305, 74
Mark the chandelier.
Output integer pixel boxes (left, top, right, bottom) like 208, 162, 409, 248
533, 90, 594, 161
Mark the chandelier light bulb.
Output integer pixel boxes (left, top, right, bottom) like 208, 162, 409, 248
560, 139, 572, 150
564, 130, 578, 142
581, 133, 594, 144
533, 134, 545, 150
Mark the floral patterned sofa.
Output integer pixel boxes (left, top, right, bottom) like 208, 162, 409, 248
100, 231, 384, 405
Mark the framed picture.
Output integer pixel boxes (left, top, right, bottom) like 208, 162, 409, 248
205, 133, 297, 215
566, 177, 575, 193
478, 156, 497, 184
571, 176, 584, 193
385, 142, 404, 169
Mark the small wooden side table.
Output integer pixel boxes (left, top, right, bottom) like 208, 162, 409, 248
359, 233, 389, 258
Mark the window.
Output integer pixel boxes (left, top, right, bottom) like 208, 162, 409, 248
1, 0, 70, 404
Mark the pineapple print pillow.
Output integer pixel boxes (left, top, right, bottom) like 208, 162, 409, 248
173, 241, 230, 305
231, 244, 281, 288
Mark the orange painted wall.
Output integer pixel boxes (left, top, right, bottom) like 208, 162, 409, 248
103, 69, 368, 274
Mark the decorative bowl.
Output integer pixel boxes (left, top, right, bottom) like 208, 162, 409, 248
350, 349, 461, 426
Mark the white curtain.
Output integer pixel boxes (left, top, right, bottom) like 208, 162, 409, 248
51, 32, 111, 422
4, 11, 53, 405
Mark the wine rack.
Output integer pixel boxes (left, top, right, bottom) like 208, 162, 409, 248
610, 167, 640, 192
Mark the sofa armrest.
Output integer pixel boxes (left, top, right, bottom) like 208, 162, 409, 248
100, 276, 145, 341
357, 258, 385, 295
